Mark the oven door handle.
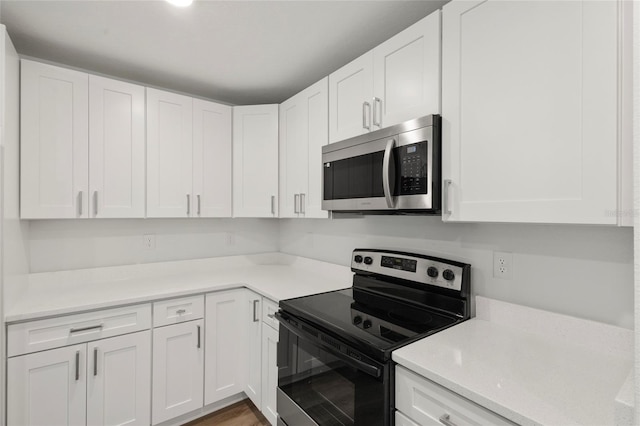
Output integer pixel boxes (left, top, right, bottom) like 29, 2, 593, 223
275, 311, 383, 379
382, 138, 396, 208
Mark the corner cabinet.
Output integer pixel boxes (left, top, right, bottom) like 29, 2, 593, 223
232, 105, 279, 217
20, 60, 146, 219
329, 11, 441, 143
441, 0, 632, 225
147, 88, 232, 218
279, 77, 329, 218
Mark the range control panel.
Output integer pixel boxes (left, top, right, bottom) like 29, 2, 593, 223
351, 249, 466, 292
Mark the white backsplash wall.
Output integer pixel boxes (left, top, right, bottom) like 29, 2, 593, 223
29, 218, 279, 272
279, 216, 634, 329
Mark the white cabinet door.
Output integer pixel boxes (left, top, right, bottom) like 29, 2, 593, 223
20, 59, 89, 219
442, 0, 620, 224
304, 78, 329, 218
261, 323, 279, 426
152, 320, 204, 424
328, 52, 374, 143
87, 331, 151, 426
279, 77, 329, 219
147, 88, 193, 218
373, 11, 441, 129
8, 344, 87, 426
244, 292, 262, 409
204, 289, 246, 405
89, 75, 145, 218
193, 99, 232, 218
232, 105, 279, 217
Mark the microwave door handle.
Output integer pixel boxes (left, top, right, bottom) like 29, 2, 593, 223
382, 138, 396, 208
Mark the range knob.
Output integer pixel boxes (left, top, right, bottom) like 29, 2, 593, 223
442, 269, 455, 281
362, 319, 372, 329
427, 267, 439, 278
354, 255, 363, 264
364, 256, 373, 265
353, 316, 362, 325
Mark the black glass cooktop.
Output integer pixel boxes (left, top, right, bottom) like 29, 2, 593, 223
280, 287, 458, 361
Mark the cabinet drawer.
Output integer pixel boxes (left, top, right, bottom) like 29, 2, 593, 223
262, 297, 279, 330
395, 366, 515, 426
395, 411, 420, 426
8, 304, 152, 357
153, 295, 204, 327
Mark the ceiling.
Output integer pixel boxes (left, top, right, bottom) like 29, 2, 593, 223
0, 0, 447, 105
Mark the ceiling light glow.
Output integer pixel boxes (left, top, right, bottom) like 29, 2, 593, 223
166, 0, 193, 7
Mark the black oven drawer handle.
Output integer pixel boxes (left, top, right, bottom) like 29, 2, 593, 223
275, 311, 382, 379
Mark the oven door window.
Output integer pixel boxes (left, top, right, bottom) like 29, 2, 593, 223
278, 327, 385, 426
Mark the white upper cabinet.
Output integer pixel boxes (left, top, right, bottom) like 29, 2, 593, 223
21, 60, 89, 218
329, 11, 441, 143
279, 77, 329, 218
233, 104, 279, 218
146, 88, 194, 218
89, 75, 145, 218
193, 99, 232, 218
329, 52, 374, 143
441, 0, 631, 225
373, 11, 441, 129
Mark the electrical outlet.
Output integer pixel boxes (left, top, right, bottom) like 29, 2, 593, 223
493, 251, 512, 279
143, 234, 156, 250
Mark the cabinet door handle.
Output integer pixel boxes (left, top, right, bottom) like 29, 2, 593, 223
439, 414, 458, 426
93, 191, 98, 217
294, 194, 300, 214
443, 179, 452, 215
93, 347, 98, 376
75, 350, 80, 381
176, 309, 186, 315
78, 191, 83, 216
267, 313, 275, 319
253, 299, 259, 322
300, 193, 306, 214
197, 194, 201, 216
362, 102, 371, 130
271, 196, 276, 215
197, 325, 201, 349
187, 194, 191, 216
373, 97, 382, 127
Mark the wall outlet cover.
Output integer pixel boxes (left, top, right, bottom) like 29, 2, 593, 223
143, 234, 156, 250
493, 251, 513, 279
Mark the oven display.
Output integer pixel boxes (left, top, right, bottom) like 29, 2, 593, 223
381, 256, 417, 272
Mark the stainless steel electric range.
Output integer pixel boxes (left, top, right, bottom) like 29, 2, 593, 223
275, 249, 471, 426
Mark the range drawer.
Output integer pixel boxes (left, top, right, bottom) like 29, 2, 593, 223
153, 295, 204, 327
8, 304, 152, 357
262, 297, 279, 330
395, 366, 515, 426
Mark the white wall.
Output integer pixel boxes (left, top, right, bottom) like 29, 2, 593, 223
280, 216, 634, 328
28, 218, 279, 272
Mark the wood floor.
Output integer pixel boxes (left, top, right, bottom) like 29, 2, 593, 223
184, 399, 270, 426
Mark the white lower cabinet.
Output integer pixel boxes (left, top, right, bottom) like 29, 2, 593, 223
204, 289, 246, 405
8, 331, 151, 426
152, 320, 204, 424
245, 291, 263, 408
261, 322, 279, 426
395, 366, 514, 426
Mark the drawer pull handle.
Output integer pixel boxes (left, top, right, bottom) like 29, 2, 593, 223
439, 414, 457, 426
267, 313, 275, 319
70, 324, 103, 334
176, 309, 186, 315
253, 300, 259, 322
75, 350, 80, 381
197, 325, 201, 349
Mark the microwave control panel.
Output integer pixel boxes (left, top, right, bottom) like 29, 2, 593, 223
397, 142, 427, 195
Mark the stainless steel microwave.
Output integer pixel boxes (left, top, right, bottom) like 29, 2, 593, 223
322, 115, 441, 213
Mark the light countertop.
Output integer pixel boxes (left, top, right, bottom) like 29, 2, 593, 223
5, 253, 353, 323
393, 296, 633, 426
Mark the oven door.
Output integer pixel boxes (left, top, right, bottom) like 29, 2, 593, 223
276, 313, 391, 426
